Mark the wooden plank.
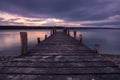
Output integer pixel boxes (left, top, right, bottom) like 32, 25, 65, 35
13, 55, 104, 59
4, 62, 118, 68
11, 54, 108, 61
1, 67, 120, 74
0, 74, 120, 80
9, 60, 114, 63
29, 52, 97, 56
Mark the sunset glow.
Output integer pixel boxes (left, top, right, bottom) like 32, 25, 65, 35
0, 11, 80, 27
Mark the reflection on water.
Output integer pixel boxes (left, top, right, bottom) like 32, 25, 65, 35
70, 29, 120, 55
0, 30, 50, 56
0, 29, 120, 56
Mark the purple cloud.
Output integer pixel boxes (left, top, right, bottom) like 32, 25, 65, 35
0, 0, 120, 27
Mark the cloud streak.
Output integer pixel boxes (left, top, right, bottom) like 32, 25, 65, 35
0, 11, 80, 26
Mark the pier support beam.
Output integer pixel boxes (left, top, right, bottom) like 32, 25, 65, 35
73, 31, 77, 38
37, 37, 41, 44
20, 32, 28, 55
53, 28, 55, 34
63, 27, 67, 34
52, 27, 56, 34
80, 34, 83, 43
94, 44, 100, 53
53, 27, 57, 34
51, 30, 53, 36
67, 29, 70, 35
45, 35, 47, 40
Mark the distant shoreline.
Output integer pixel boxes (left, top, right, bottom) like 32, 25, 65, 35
0, 26, 120, 30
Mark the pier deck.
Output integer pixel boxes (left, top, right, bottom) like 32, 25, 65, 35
0, 32, 120, 80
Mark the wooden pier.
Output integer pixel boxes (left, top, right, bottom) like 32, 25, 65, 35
0, 31, 120, 80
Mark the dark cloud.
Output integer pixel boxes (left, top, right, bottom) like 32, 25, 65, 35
26, 19, 44, 22
81, 21, 120, 26
0, 0, 120, 27
8, 18, 20, 22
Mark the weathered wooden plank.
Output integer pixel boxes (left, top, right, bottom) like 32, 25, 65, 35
4, 62, 118, 68
9, 60, 114, 63
13, 55, 106, 60
0, 74, 120, 80
11, 58, 109, 62
13, 55, 104, 60
29, 52, 97, 56
1, 67, 120, 74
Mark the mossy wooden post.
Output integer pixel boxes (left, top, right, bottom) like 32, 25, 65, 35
80, 34, 83, 43
20, 32, 28, 55
37, 37, 40, 44
94, 44, 100, 53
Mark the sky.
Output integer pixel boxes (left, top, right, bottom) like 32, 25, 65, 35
0, 0, 120, 27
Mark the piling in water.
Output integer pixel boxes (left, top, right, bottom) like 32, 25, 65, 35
45, 35, 47, 40
67, 29, 70, 35
20, 32, 28, 55
37, 37, 41, 44
94, 44, 100, 53
51, 30, 53, 36
80, 34, 83, 43
63, 27, 68, 34
73, 31, 77, 38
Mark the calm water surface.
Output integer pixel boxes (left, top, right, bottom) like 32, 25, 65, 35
0, 29, 119, 56
70, 29, 120, 55
0, 30, 50, 56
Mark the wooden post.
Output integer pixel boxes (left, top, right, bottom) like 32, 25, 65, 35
73, 31, 77, 38
20, 32, 28, 55
63, 27, 65, 33
66, 29, 69, 35
94, 44, 100, 53
66, 28, 67, 34
80, 34, 83, 43
52, 28, 54, 34
53, 27, 55, 34
45, 35, 47, 40
51, 30, 53, 36
54, 27, 56, 32
37, 37, 40, 44
53, 27, 56, 33
66, 28, 68, 34
67, 29, 70, 35
64, 28, 67, 34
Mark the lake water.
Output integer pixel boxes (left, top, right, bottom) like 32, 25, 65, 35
0, 30, 50, 56
0, 29, 120, 56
